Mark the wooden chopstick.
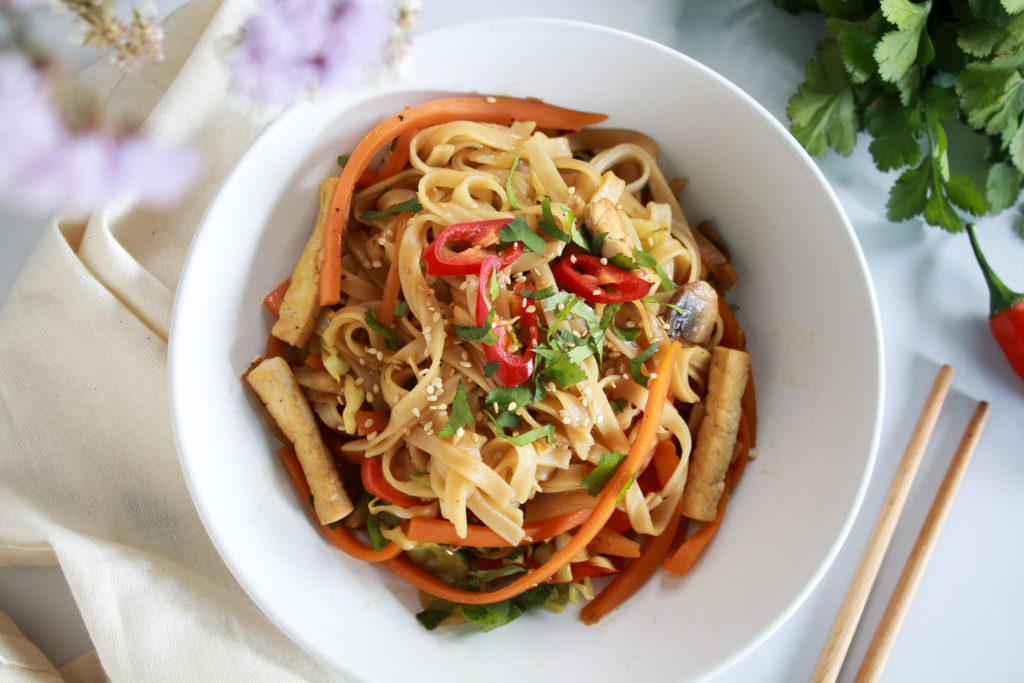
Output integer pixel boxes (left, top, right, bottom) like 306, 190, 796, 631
810, 364, 955, 683
854, 400, 990, 683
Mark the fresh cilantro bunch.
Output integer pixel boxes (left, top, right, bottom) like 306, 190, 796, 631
774, 0, 1024, 234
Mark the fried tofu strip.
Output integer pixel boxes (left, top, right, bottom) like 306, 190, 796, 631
680, 347, 750, 521
271, 177, 339, 347
246, 356, 353, 524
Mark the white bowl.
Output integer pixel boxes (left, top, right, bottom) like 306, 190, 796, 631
169, 18, 883, 683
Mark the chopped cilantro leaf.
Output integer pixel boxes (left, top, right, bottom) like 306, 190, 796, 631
337, 155, 350, 168
453, 308, 498, 345
483, 360, 500, 378
613, 324, 641, 342
581, 451, 626, 496
359, 198, 423, 221
537, 197, 572, 242
438, 380, 473, 439
518, 285, 556, 300
495, 411, 522, 429
415, 601, 457, 630
485, 386, 532, 412
366, 512, 391, 551
409, 471, 431, 488
505, 154, 522, 210
609, 397, 629, 414
364, 310, 398, 350
486, 412, 556, 446
394, 300, 409, 317
629, 342, 660, 388
533, 349, 588, 389
498, 214, 546, 254
572, 149, 593, 161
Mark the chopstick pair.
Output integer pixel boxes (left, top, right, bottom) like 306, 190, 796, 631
811, 364, 990, 683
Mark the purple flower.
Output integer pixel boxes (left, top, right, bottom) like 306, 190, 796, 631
0, 52, 200, 214
230, 0, 392, 107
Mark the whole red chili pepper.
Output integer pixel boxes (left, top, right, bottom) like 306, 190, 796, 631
966, 224, 1024, 383
423, 219, 523, 276
551, 253, 653, 304
475, 256, 537, 386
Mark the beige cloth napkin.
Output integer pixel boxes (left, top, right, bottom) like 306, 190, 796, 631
0, 0, 345, 678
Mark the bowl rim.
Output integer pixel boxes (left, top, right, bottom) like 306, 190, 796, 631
168, 16, 885, 682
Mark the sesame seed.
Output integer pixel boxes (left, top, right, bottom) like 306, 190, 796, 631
432, 311, 441, 323
570, 255, 577, 264
460, 350, 469, 361
592, 289, 602, 296
486, 96, 497, 103
460, 361, 472, 368
600, 257, 607, 265
426, 395, 438, 402
508, 401, 517, 411
363, 418, 374, 428
561, 416, 571, 425
456, 427, 465, 438
373, 384, 380, 394
493, 402, 499, 412
372, 260, 382, 268
412, 407, 421, 417
568, 186, 576, 195
650, 373, 658, 379
365, 392, 374, 402
557, 303, 565, 312
425, 385, 435, 394
526, 305, 536, 314
367, 431, 378, 439
355, 377, 365, 386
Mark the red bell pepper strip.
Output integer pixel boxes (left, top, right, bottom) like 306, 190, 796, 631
361, 456, 424, 508
423, 219, 523, 276
551, 253, 653, 304
966, 224, 1024, 383
475, 256, 536, 386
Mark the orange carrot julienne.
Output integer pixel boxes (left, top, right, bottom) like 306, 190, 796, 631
266, 332, 287, 359
319, 96, 608, 306
580, 496, 686, 625
276, 446, 401, 563
588, 527, 641, 559
263, 277, 291, 317
304, 353, 325, 371
382, 342, 679, 605
376, 212, 410, 322
354, 410, 388, 437
356, 128, 418, 189
652, 438, 680, 490
406, 508, 591, 548
663, 412, 750, 576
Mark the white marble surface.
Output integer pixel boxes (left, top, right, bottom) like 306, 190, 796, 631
2, 1, 1022, 681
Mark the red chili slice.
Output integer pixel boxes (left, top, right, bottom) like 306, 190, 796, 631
551, 253, 653, 304
475, 256, 536, 386
424, 219, 523, 276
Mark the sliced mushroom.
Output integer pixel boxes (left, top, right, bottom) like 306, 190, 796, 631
667, 281, 719, 345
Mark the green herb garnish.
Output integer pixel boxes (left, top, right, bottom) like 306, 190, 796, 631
629, 342, 660, 388
438, 380, 473, 439
498, 214, 547, 254
359, 197, 423, 221
506, 154, 522, 210
364, 310, 398, 350
581, 451, 627, 496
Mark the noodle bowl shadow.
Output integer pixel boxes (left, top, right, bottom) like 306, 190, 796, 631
170, 19, 883, 683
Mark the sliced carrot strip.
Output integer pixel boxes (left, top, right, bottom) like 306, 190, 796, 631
588, 527, 641, 559
580, 496, 685, 625
382, 342, 679, 605
354, 410, 388, 437
406, 508, 591, 548
376, 212, 410, 322
266, 332, 287, 359
263, 277, 291, 317
652, 438, 680, 490
319, 96, 608, 306
717, 296, 746, 350
356, 128, 417, 189
276, 446, 401, 563
663, 412, 750, 575
304, 353, 325, 371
